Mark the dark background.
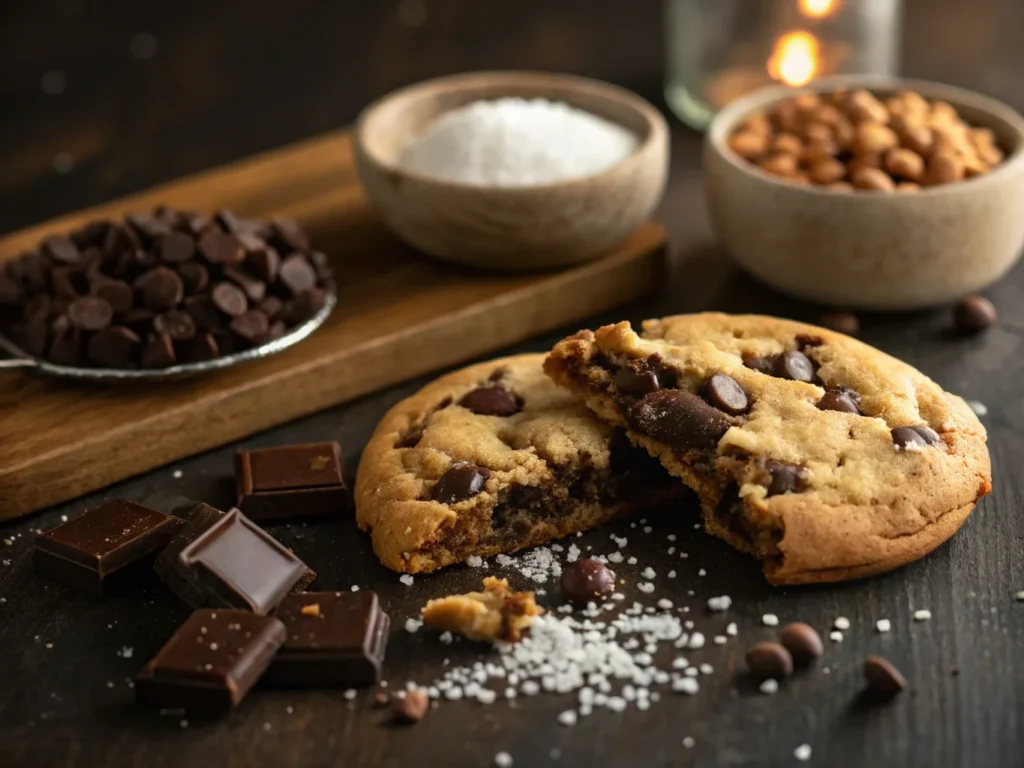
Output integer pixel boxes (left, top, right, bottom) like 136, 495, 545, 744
2, 1, 1024, 767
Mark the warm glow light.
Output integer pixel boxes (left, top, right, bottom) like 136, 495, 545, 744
767, 31, 820, 87
799, 0, 840, 18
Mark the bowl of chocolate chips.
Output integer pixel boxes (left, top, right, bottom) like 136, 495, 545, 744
0, 207, 336, 380
705, 76, 1024, 310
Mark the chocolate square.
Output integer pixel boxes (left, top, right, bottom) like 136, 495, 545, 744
265, 591, 390, 687
135, 609, 286, 714
235, 442, 348, 521
154, 503, 230, 607
172, 508, 315, 614
34, 499, 184, 596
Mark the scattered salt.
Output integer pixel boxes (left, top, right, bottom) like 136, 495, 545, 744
829, 631, 843, 642
466, 555, 483, 567
494, 753, 514, 768
913, 609, 932, 622
707, 596, 731, 612
876, 619, 891, 633
794, 744, 812, 762
759, 679, 779, 694
834, 617, 850, 630
399, 574, 414, 586
762, 614, 779, 627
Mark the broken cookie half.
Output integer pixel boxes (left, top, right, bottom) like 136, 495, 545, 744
545, 313, 991, 585
422, 577, 542, 642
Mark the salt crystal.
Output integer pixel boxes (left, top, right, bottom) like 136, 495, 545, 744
657, 599, 673, 610
834, 617, 850, 630
876, 619, 891, 633
351, 585, 360, 592
399, 574, 414, 586
707, 595, 731, 612
913, 609, 932, 622
405, 618, 422, 633
494, 752, 514, 767
641, 567, 656, 579
829, 631, 843, 642
697, 568, 706, 576
558, 710, 577, 726
667, 570, 677, 578
713, 636, 727, 645
627, 557, 638, 565
760, 679, 779, 694
688, 633, 705, 649
466, 555, 483, 567
172, 470, 183, 479
794, 744, 812, 762
682, 737, 695, 748
967, 400, 988, 416
566, 544, 581, 563
672, 677, 699, 694
607, 551, 624, 563
638, 582, 655, 594
762, 614, 779, 627
726, 622, 737, 636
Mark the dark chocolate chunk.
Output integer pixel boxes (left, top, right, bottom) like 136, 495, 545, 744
43, 235, 80, 264
265, 591, 390, 688
48, 320, 83, 366
258, 296, 285, 321
779, 622, 823, 666
270, 217, 310, 251
183, 295, 225, 330
286, 288, 326, 323
211, 282, 248, 317
127, 212, 173, 241
774, 349, 816, 382
743, 354, 776, 375
795, 333, 824, 349
214, 209, 242, 233
245, 247, 280, 283
141, 333, 177, 368
818, 312, 859, 335
198, 230, 245, 265
120, 306, 156, 334
560, 558, 616, 604
746, 641, 794, 680
458, 386, 521, 416
135, 267, 184, 312
954, 295, 996, 333
135, 609, 286, 714
224, 267, 266, 302
309, 251, 332, 280
392, 690, 428, 723
102, 223, 139, 255
763, 459, 806, 496
187, 332, 220, 362
613, 366, 660, 395
279, 254, 317, 295
229, 309, 270, 345
92, 279, 135, 314
67, 296, 113, 331
863, 655, 906, 700
177, 261, 209, 295
817, 390, 860, 414
87, 325, 140, 368
34, 499, 183, 596
431, 463, 490, 504
154, 503, 230, 606
235, 442, 348, 521
159, 232, 196, 263
153, 309, 197, 341
627, 390, 731, 451
395, 424, 425, 448
51, 268, 82, 300
891, 425, 940, 450
166, 507, 316, 613
703, 373, 749, 415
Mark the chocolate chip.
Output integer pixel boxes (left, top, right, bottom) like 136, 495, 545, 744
87, 326, 140, 368
817, 390, 860, 414
198, 230, 245, 265
245, 247, 280, 283
43, 235, 80, 264
16, 316, 49, 357
392, 690, 429, 723
613, 366, 660, 395
703, 374, 749, 415
135, 267, 184, 312
560, 558, 616, 604
309, 251, 333, 281
186, 332, 219, 362
92, 280, 134, 314
458, 386, 521, 416
229, 309, 270, 345
177, 262, 209, 295
372, 691, 390, 708
395, 424, 425, 448
51, 268, 82, 301
183, 295, 225, 330
279, 254, 317, 295
258, 296, 285, 321
818, 312, 859, 335
743, 354, 776, 375
67, 296, 113, 331
774, 350, 816, 382
891, 425, 940, 450
745, 641, 793, 680
954, 295, 996, 333
286, 289, 326, 324
214, 210, 242, 233
431, 463, 490, 504
48, 321, 83, 367
141, 333, 176, 368
795, 333, 824, 349
863, 655, 906, 699
224, 267, 267, 302
270, 217, 310, 251
159, 232, 195, 263
267, 321, 286, 341
763, 459, 805, 496
153, 310, 196, 342
126, 212, 173, 241
779, 623, 823, 665
211, 282, 248, 317
487, 367, 507, 383
102, 224, 138, 255
628, 390, 731, 451
119, 306, 156, 333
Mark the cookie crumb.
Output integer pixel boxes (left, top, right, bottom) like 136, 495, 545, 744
794, 744, 812, 762
913, 609, 932, 622
300, 603, 321, 617
876, 619, 891, 633
392, 689, 429, 723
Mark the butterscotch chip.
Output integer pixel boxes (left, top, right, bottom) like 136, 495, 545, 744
421, 577, 542, 642
759, 153, 799, 178
851, 167, 896, 191
809, 158, 846, 185
898, 123, 934, 157
883, 148, 925, 182
788, 173, 812, 186
773, 101, 803, 133
740, 112, 772, 135
896, 90, 930, 116
803, 139, 839, 165
847, 152, 883, 177
961, 150, 989, 178
925, 152, 966, 185
300, 603, 321, 617
823, 181, 854, 192
895, 182, 921, 192
930, 100, 959, 124
809, 103, 845, 127
728, 131, 769, 160
791, 93, 820, 113
802, 122, 833, 144
771, 133, 804, 156
854, 122, 899, 154
846, 89, 890, 124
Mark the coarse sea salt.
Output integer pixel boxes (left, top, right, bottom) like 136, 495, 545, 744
398, 98, 638, 187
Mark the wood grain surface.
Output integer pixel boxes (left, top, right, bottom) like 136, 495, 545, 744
2, 2, 1023, 767
0, 130, 666, 521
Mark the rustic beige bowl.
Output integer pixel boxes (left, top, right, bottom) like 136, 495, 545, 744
354, 71, 669, 271
705, 76, 1024, 309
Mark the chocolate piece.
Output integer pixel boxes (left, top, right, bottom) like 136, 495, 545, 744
155, 503, 231, 606
742, 354, 776, 375
224, 267, 266, 303
141, 333, 177, 368
795, 333, 824, 349
159, 232, 196, 263
265, 591, 390, 687
954, 295, 996, 333
863, 655, 906, 699
43, 235, 80, 264
270, 217, 310, 251
235, 442, 348, 521
258, 296, 285, 321
153, 310, 197, 341
818, 311, 859, 335
183, 295, 224, 329
817, 390, 860, 414
279, 254, 317, 295
48, 320, 83, 366
135, 609, 286, 714
892, 425, 940, 450
431, 463, 490, 504
229, 309, 270, 345
167, 508, 315, 613
211, 282, 248, 317
187, 332, 220, 362
67, 296, 113, 331
763, 459, 806, 496
135, 267, 184, 312
392, 690, 429, 723
613, 366, 660, 395
245, 247, 280, 283
177, 261, 209, 295
745, 641, 794, 680
774, 349, 816, 382
198, 230, 245, 265
560, 558, 616, 604
286, 288, 326, 323
628, 390, 731, 451
703, 374, 749, 415
93, 279, 134, 313
127, 212, 173, 241
34, 499, 183, 596
779, 622, 823, 665
87, 325, 140, 368
458, 386, 521, 416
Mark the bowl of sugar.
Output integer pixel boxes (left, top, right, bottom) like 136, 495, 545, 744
354, 71, 669, 270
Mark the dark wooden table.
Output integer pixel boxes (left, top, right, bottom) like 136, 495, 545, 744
2, 2, 1023, 766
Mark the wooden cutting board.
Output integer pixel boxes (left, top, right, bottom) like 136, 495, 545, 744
0, 129, 666, 521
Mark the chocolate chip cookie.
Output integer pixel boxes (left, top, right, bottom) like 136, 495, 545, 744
544, 313, 991, 585
355, 354, 685, 573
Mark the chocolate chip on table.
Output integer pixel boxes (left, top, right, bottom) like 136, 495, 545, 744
141, 333, 176, 368
229, 309, 270, 345
87, 326, 140, 368
159, 232, 195, 263
613, 366, 660, 395
197, 229, 245, 265
153, 310, 196, 341
628, 390, 731, 451
92, 279, 134, 314
177, 262, 209, 295
863, 655, 906, 699
891, 425, 940, 450
774, 349, 816, 382
211, 281, 248, 317
458, 386, 521, 416
746, 641, 794, 680
67, 296, 113, 331
818, 311, 860, 335
817, 389, 860, 414
763, 459, 805, 496
431, 463, 490, 504
953, 295, 997, 333
779, 622, 823, 665
703, 373, 749, 415
560, 558, 616, 604
392, 690, 429, 724
279, 254, 318, 295
135, 267, 184, 312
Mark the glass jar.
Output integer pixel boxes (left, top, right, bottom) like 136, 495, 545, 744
665, 0, 903, 130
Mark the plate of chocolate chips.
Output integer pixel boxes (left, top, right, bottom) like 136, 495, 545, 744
0, 206, 337, 381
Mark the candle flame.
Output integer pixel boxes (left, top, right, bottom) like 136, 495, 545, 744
799, 0, 840, 18
767, 31, 820, 87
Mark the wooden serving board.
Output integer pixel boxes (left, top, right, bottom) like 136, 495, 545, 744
0, 129, 666, 521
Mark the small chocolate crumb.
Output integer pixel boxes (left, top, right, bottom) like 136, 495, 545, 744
954, 296, 996, 333
779, 622, 823, 665
863, 655, 906, 700
372, 691, 390, 708
392, 689, 429, 723
746, 641, 793, 680
560, 559, 616, 604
